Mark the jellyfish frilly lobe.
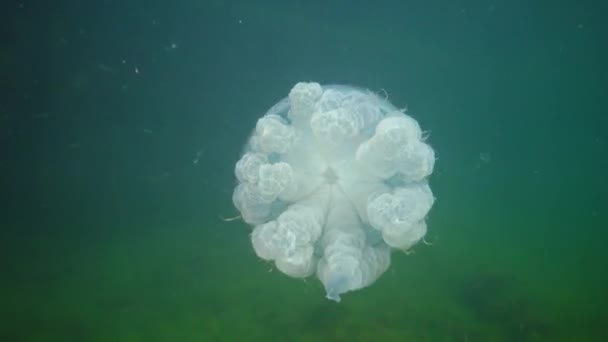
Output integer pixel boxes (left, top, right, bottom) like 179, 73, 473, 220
233, 82, 435, 302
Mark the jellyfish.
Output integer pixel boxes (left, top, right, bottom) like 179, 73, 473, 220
233, 82, 435, 302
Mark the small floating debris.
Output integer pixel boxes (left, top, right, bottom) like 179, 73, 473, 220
479, 152, 491, 163
97, 64, 115, 73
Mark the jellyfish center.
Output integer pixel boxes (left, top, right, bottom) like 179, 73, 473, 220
322, 167, 339, 184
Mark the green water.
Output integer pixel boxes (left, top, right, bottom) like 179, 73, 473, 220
1, 0, 606, 341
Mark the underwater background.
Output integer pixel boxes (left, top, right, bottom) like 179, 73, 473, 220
1, 0, 606, 341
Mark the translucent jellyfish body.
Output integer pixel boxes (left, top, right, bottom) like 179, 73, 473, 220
233, 82, 435, 302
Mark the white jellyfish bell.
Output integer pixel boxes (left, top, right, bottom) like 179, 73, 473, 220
233, 82, 435, 302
